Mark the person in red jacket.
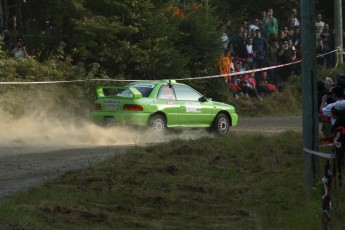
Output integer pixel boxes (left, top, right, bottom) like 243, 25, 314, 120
241, 72, 262, 101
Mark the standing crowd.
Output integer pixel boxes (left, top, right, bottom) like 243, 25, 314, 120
219, 8, 337, 101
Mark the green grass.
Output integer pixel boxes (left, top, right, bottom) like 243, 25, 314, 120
1, 131, 344, 229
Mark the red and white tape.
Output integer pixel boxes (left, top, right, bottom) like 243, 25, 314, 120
0, 49, 341, 85
178, 49, 339, 81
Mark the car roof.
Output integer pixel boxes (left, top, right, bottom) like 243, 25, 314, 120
135, 80, 176, 84
128, 80, 177, 86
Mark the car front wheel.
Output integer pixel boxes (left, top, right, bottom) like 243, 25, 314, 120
213, 113, 230, 135
149, 114, 167, 133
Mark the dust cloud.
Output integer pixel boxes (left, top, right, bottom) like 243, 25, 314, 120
0, 109, 151, 147
0, 85, 208, 151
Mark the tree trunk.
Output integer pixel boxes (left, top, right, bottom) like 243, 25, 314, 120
3, 0, 8, 29
16, 0, 22, 35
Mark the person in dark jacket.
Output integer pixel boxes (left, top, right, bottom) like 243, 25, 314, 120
277, 39, 296, 82
253, 29, 267, 68
264, 37, 279, 85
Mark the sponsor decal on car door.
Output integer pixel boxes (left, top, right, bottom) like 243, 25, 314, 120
173, 85, 213, 126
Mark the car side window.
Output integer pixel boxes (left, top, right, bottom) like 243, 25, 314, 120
157, 85, 176, 100
173, 84, 202, 101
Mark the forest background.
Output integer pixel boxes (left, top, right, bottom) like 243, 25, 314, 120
0, 0, 343, 113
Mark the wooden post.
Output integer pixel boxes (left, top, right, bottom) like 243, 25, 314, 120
300, 0, 320, 189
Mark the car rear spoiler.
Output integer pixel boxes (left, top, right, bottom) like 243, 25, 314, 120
96, 86, 142, 99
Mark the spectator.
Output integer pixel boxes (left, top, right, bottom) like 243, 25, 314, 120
287, 38, 296, 52
286, 14, 296, 31
282, 27, 289, 38
11, 38, 29, 58
224, 19, 233, 36
291, 8, 300, 25
235, 29, 248, 59
1, 28, 12, 52
320, 24, 331, 68
258, 11, 267, 32
233, 57, 247, 72
324, 77, 334, 90
292, 27, 301, 48
286, 28, 295, 41
318, 79, 334, 136
264, 37, 279, 85
241, 72, 262, 100
329, 29, 337, 67
278, 30, 288, 44
221, 25, 230, 50
257, 71, 276, 95
242, 20, 249, 35
263, 8, 279, 39
249, 27, 256, 38
225, 19, 236, 50
287, 9, 300, 29
23, 0, 33, 31
315, 13, 325, 40
321, 24, 331, 50
250, 18, 261, 32
244, 37, 257, 69
316, 39, 330, 69
318, 80, 330, 111
287, 38, 301, 75
321, 85, 345, 126
218, 48, 233, 82
229, 73, 244, 99
277, 39, 296, 82
253, 29, 267, 68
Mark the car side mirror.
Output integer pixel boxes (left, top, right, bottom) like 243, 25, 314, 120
198, 96, 208, 102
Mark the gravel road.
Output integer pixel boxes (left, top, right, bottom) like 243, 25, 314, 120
0, 146, 130, 201
232, 116, 302, 134
0, 116, 302, 202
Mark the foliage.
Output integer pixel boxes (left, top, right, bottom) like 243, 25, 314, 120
0, 55, 103, 120
20, 1, 221, 82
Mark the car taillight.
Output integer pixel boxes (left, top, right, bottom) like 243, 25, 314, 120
123, 104, 143, 111
95, 103, 102, 110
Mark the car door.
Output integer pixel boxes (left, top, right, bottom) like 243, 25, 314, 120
155, 84, 179, 126
173, 84, 214, 127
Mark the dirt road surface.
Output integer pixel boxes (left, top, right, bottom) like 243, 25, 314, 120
232, 116, 302, 134
0, 116, 302, 202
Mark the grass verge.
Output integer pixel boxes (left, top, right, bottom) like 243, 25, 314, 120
0, 131, 344, 229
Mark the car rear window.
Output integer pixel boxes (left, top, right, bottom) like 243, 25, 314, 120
125, 83, 156, 97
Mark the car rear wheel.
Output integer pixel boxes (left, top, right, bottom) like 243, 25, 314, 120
149, 114, 167, 133
213, 113, 230, 135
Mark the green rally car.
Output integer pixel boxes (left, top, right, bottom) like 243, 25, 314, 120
92, 80, 238, 135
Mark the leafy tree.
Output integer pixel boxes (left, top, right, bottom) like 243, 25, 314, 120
178, 4, 222, 77
19, 0, 225, 83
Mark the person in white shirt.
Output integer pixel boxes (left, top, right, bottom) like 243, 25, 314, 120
321, 86, 345, 125
245, 37, 256, 69
315, 13, 325, 39
11, 39, 29, 58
